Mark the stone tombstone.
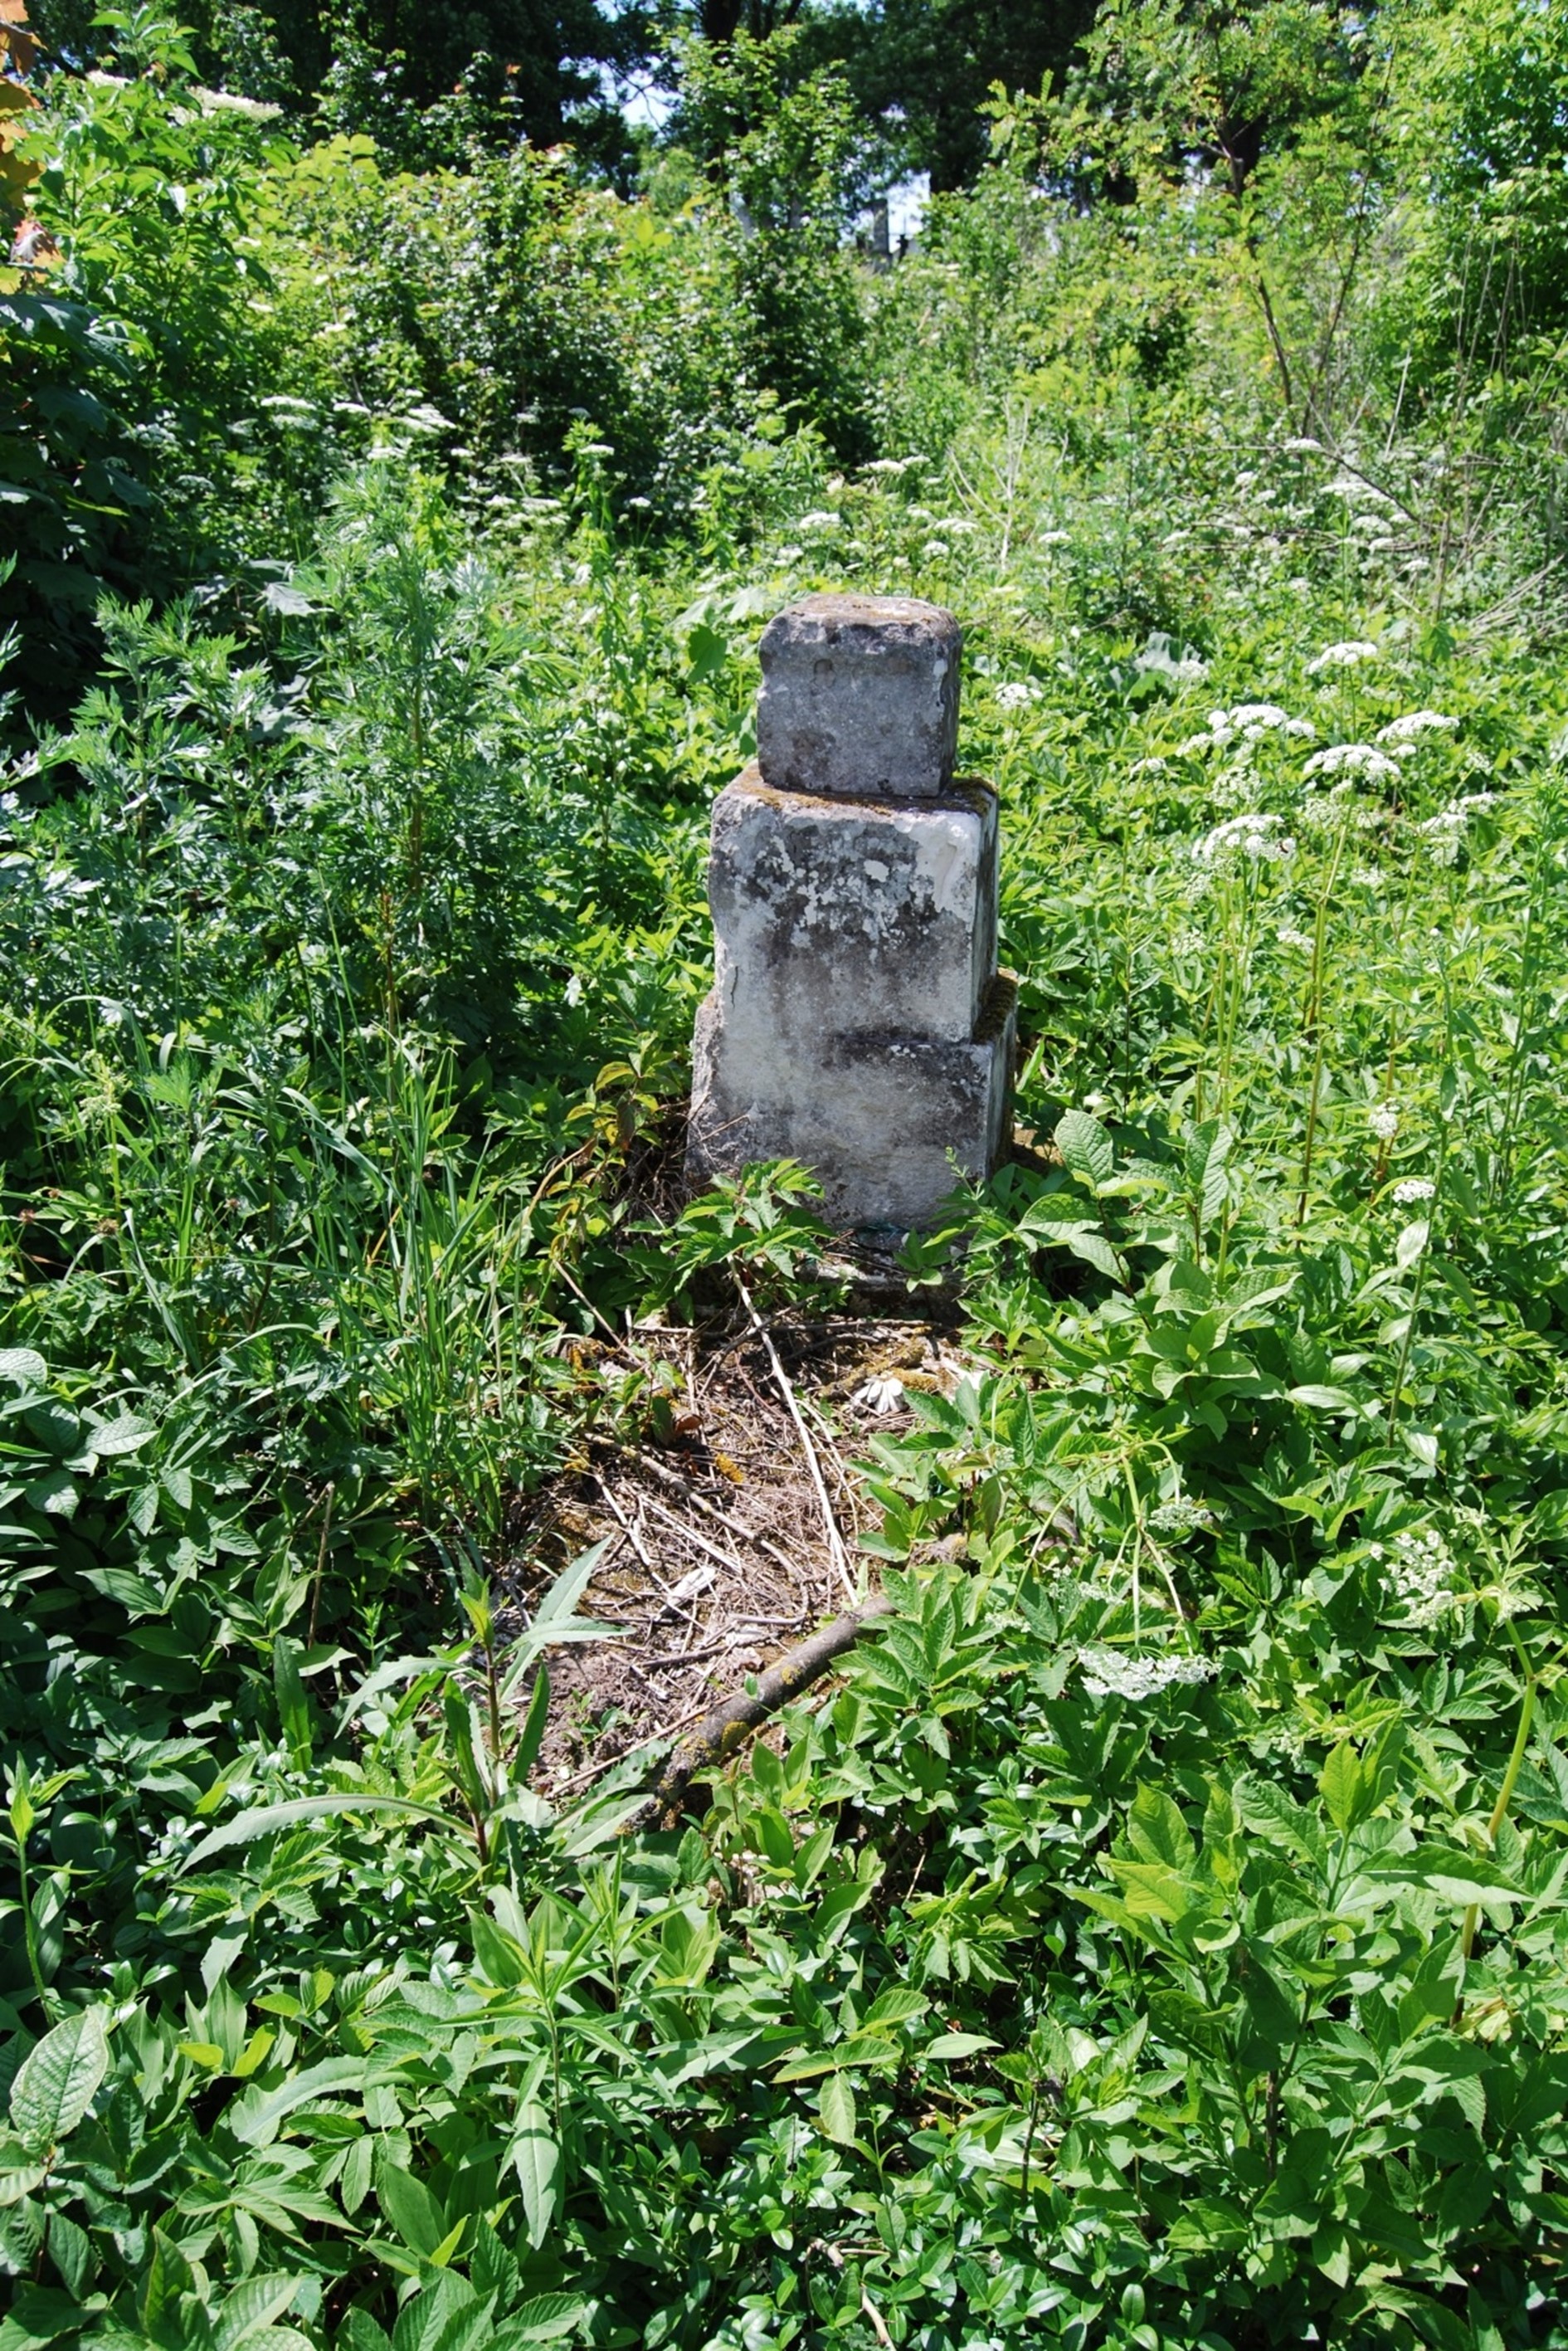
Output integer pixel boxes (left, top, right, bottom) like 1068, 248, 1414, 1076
687, 593, 1016, 1232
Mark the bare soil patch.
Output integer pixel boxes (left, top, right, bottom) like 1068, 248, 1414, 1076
495, 1306, 968, 1791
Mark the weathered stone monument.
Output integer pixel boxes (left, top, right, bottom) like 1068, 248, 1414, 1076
687, 593, 1016, 1230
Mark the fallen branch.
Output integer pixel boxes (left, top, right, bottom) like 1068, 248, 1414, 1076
646, 1594, 890, 1821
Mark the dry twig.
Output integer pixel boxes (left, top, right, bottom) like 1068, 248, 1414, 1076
734, 1275, 856, 1602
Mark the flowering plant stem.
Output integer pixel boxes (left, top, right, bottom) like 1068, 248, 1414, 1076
1295, 815, 1351, 1227
1458, 1641, 1537, 1970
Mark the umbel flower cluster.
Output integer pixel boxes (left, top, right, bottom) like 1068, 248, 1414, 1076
1192, 810, 1296, 865
1077, 1644, 1216, 1700
1370, 1526, 1458, 1627
1180, 702, 1317, 754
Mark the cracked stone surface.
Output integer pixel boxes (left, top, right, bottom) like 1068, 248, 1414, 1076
705, 767, 997, 1048
756, 593, 962, 802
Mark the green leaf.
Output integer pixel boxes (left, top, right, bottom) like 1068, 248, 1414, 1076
514, 1661, 551, 1780
1395, 1218, 1430, 1271
511, 2101, 560, 2250
1054, 1108, 1114, 1191
226, 2054, 378, 2149
1056, 1225, 1127, 1282
376, 2154, 447, 2258
274, 1635, 312, 1768
1, 2285, 82, 2344
774, 2032, 903, 2080
181, 1793, 455, 1871
1320, 1742, 1368, 1832
490, 2300, 586, 2348
1127, 1783, 1194, 1869
922, 2032, 996, 2060
818, 2073, 857, 2144
22, 1470, 78, 1518
0, 1349, 47, 1386
9, 2007, 109, 2153
1288, 1384, 1360, 1412
862, 1987, 928, 2032
86, 1412, 155, 1456
215, 2273, 310, 2351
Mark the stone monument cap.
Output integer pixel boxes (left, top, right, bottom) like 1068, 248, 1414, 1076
756, 591, 962, 802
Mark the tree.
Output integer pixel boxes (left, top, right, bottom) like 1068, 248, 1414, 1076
815, 0, 1100, 190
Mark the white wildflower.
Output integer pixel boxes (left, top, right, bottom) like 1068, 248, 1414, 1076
1306, 640, 1380, 674
1391, 1177, 1435, 1204
1184, 705, 1312, 754
934, 516, 976, 534
1147, 1498, 1215, 1536
1418, 806, 1468, 866
1193, 812, 1296, 866
1283, 436, 1324, 454
1303, 743, 1400, 785
1078, 1644, 1216, 1700
1171, 925, 1205, 957
1377, 711, 1458, 744
1368, 1100, 1400, 1142
920, 539, 952, 562
1228, 702, 1292, 730
995, 680, 1042, 711
854, 1375, 907, 1416
796, 510, 842, 532
776, 544, 802, 563
1378, 1527, 1458, 1629
1277, 924, 1314, 951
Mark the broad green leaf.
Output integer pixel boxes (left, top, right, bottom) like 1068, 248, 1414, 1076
490, 2300, 586, 2349
773, 2032, 902, 2080
273, 1636, 312, 1768
511, 2101, 560, 2249
1320, 1742, 1367, 1832
22, 1469, 78, 1518
1055, 1108, 1114, 1190
86, 1412, 155, 1456
376, 2155, 447, 2257
226, 2054, 381, 2148
1395, 1218, 1430, 1271
0, 2156, 46, 2205
923, 2033, 996, 2060
215, 2273, 309, 2351
1056, 1225, 1127, 1283
0, 1348, 47, 1385
862, 1987, 928, 2031
818, 2073, 857, 2144
9, 2006, 109, 2153
1127, 1783, 1194, 1869
1288, 1385, 1359, 1412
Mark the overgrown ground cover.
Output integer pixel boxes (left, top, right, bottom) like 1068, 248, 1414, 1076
6, 6, 1568, 2346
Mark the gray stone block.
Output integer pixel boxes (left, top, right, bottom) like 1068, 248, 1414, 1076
706, 767, 997, 1047
689, 974, 1016, 1232
757, 593, 962, 801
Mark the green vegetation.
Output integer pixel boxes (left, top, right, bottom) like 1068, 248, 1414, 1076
5, 1, 1568, 2344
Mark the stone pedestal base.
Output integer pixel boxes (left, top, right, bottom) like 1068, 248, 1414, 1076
689, 973, 1016, 1232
